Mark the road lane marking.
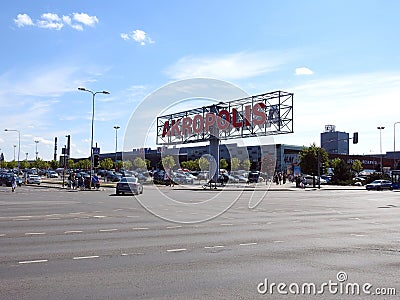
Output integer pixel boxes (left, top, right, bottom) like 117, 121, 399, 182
132, 227, 149, 230
350, 233, 366, 237
166, 225, 182, 229
0, 234, 6, 237
204, 245, 224, 249
93, 215, 107, 218
19, 259, 48, 264
25, 232, 46, 235
48, 218, 61, 220
240, 242, 258, 246
13, 219, 30, 221
64, 230, 83, 234
127, 215, 140, 218
113, 209, 123, 211
121, 253, 144, 256
220, 223, 233, 226
99, 229, 118, 232
73, 256, 99, 260
167, 248, 187, 253
273, 240, 284, 243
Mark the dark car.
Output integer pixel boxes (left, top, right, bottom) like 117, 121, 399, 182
116, 177, 143, 195
153, 170, 166, 185
106, 172, 122, 182
247, 171, 261, 183
365, 180, 393, 191
1, 173, 23, 187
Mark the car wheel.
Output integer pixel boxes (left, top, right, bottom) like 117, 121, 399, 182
377, 187, 381, 191
140, 188, 143, 194
116, 190, 120, 195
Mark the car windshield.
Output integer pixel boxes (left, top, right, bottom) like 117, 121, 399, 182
120, 177, 138, 183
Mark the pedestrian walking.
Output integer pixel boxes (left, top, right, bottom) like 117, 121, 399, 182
11, 175, 16, 192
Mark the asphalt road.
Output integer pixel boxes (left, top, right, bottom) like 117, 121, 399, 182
0, 184, 399, 299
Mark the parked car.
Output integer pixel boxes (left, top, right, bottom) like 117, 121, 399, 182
47, 170, 58, 178
106, 172, 122, 182
27, 174, 42, 185
303, 175, 327, 185
116, 177, 143, 195
0, 173, 23, 187
365, 180, 393, 191
247, 171, 261, 183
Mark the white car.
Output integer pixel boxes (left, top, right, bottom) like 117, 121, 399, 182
304, 175, 327, 185
27, 175, 42, 185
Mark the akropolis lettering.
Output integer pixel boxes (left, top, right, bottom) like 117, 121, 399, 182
161, 102, 268, 138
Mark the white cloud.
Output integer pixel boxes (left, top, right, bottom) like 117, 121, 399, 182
13, 12, 99, 31
37, 13, 64, 30
120, 29, 154, 45
295, 67, 314, 75
14, 14, 34, 27
165, 51, 289, 80
72, 13, 99, 27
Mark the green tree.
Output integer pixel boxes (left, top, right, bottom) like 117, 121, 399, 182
115, 160, 124, 170
331, 159, 353, 183
299, 144, 328, 176
230, 157, 241, 172
198, 157, 209, 171
123, 160, 133, 170
8, 160, 18, 169
76, 159, 90, 170
242, 159, 251, 171
352, 159, 363, 174
133, 157, 147, 169
220, 158, 228, 170
20, 160, 30, 169
0, 160, 7, 168
49, 160, 59, 170
330, 158, 342, 169
67, 159, 75, 169
99, 158, 113, 170
145, 159, 151, 169
161, 155, 176, 170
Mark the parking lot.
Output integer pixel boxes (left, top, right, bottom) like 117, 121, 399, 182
0, 184, 399, 299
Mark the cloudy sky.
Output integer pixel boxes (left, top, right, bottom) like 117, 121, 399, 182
1, 0, 400, 161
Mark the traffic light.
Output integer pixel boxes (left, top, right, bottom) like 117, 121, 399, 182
353, 132, 358, 144
94, 154, 99, 168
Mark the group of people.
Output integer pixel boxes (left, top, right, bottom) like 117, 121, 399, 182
67, 172, 100, 190
273, 172, 287, 185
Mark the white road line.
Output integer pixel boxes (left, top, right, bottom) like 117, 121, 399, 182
16, 215, 33, 218
166, 225, 182, 229
25, 232, 46, 235
204, 245, 224, 249
99, 229, 118, 232
46, 214, 60, 217
73, 256, 99, 260
13, 219, 30, 221
167, 248, 187, 253
220, 223, 234, 226
132, 227, 149, 230
350, 233, 366, 237
93, 215, 107, 218
69, 212, 84, 215
113, 209, 123, 211
64, 230, 83, 234
19, 259, 48, 264
240, 242, 258, 246
121, 253, 144, 256
48, 218, 61, 220
273, 240, 284, 243
0, 234, 6, 237
126, 215, 140, 218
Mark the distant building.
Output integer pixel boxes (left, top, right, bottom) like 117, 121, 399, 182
321, 125, 349, 155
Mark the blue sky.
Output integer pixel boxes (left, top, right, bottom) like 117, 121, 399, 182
1, 0, 400, 161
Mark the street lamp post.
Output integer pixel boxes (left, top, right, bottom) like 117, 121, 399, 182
78, 87, 110, 187
13, 145, 16, 161
34, 140, 39, 160
377, 126, 385, 172
114, 125, 120, 164
5, 129, 21, 171
25, 153, 28, 160
394, 122, 400, 169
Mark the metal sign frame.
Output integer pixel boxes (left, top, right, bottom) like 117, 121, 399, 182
156, 90, 293, 145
